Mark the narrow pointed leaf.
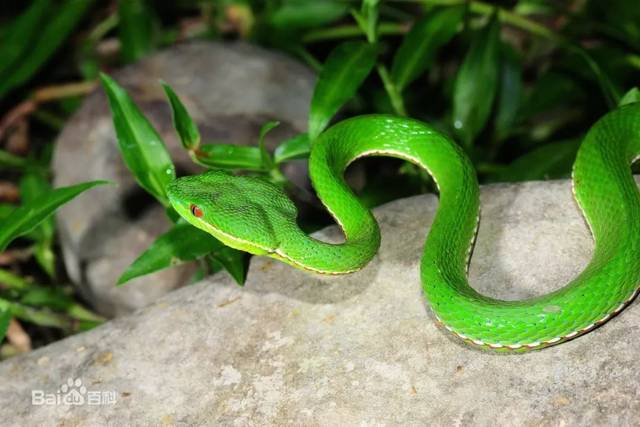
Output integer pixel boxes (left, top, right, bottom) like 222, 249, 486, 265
0, 0, 95, 96
274, 133, 310, 164
100, 73, 176, 205
492, 139, 581, 182
118, 221, 236, 285
309, 41, 377, 140
0, 0, 51, 77
206, 249, 248, 285
619, 87, 640, 106
270, 0, 348, 30
118, 0, 158, 62
391, 6, 464, 91
258, 121, 279, 170
494, 43, 523, 142
193, 144, 265, 171
0, 300, 10, 343
161, 81, 201, 150
0, 150, 28, 169
452, 14, 501, 146
0, 181, 109, 251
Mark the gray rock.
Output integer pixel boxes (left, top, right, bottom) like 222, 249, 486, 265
53, 41, 315, 317
1, 179, 639, 426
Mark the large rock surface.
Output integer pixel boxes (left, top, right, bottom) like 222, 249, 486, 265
2, 179, 639, 426
53, 41, 315, 317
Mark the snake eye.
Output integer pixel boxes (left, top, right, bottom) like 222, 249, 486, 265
190, 204, 203, 218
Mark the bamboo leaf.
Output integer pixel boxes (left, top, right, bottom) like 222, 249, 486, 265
100, 73, 176, 205
161, 81, 201, 150
258, 121, 279, 170
391, 6, 464, 91
118, 0, 158, 62
452, 14, 501, 147
619, 87, 640, 106
492, 139, 581, 182
309, 41, 377, 140
193, 144, 265, 171
494, 43, 523, 142
118, 221, 236, 285
0, 181, 109, 251
274, 133, 310, 164
0, 0, 95, 96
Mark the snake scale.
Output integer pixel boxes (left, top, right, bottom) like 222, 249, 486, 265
167, 103, 640, 352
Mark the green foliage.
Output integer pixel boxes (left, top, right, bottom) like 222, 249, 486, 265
118, 0, 159, 63
452, 13, 502, 147
619, 87, 640, 106
274, 133, 310, 164
100, 73, 176, 206
491, 140, 581, 182
118, 222, 229, 285
193, 144, 264, 171
102, 78, 253, 285
0, 0, 95, 96
391, 7, 464, 91
162, 81, 201, 150
0, 150, 28, 169
0, 302, 11, 344
494, 43, 524, 142
0, 181, 108, 252
269, 0, 349, 31
19, 171, 56, 278
258, 121, 279, 171
309, 41, 378, 140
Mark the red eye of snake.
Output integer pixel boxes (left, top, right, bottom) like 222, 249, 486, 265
190, 204, 203, 218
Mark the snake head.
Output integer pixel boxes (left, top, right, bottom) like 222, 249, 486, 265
167, 170, 298, 255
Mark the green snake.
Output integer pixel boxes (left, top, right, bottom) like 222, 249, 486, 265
167, 103, 640, 352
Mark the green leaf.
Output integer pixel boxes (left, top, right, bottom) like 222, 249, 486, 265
0, 300, 10, 343
193, 144, 265, 171
452, 14, 501, 147
0, 0, 95, 96
274, 133, 310, 164
391, 6, 464, 91
0, 0, 51, 77
0, 181, 109, 252
100, 73, 176, 206
0, 150, 28, 169
309, 41, 377, 140
206, 249, 248, 286
0, 204, 15, 222
492, 139, 581, 182
20, 172, 56, 277
118, 0, 158, 63
118, 221, 227, 285
161, 81, 201, 150
619, 87, 640, 106
518, 72, 581, 121
258, 121, 279, 170
494, 43, 523, 142
270, 0, 349, 30
358, 0, 380, 43
20, 172, 55, 242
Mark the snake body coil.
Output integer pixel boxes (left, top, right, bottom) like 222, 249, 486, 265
168, 103, 640, 351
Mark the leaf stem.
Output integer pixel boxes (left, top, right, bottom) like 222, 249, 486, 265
377, 64, 407, 116
5, 299, 72, 331
303, 22, 406, 43
0, 269, 31, 291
